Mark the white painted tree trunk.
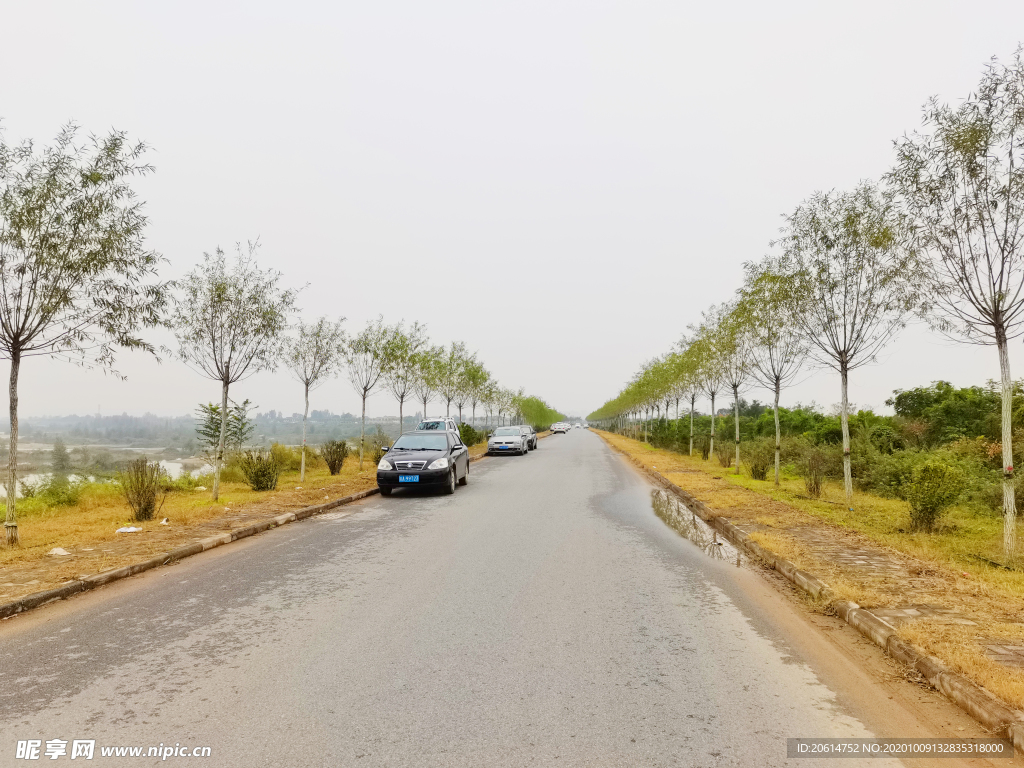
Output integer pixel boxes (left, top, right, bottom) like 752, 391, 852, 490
840, 364, 852, 508
709, 392, 716, 456
998, 334, 1017, 558
212, 378, 230, 501
5, 351, 20, 546
773, 379, 782, 486
359, 391, 367, 470
300, 382, 309, 482
689, 396, 695, 456
733, 385, 741, 475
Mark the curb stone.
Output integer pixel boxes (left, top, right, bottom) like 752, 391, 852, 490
0, 434, 536, 622
605, 438, 1024, 751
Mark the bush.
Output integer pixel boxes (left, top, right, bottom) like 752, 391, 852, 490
237, 450, 280, 491
364, 427, 390, 465
320, 441, 347, 475
744, 439, 775, 481
696, 435, 711, 461
798, 445, 841, 498
904, 459, 964, 532
459, 423, 484, 447
116, 458, 168, 522
714, 440, 732, 467
270, 443, 303, 472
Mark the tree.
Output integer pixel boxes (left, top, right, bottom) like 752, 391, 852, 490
0, 125, 169, 545
738, 260, 807, 484
384, 321, 427, 440
690, 307, 728, 457
777, 183, 919, 507
283, 317, 346, 481
888, 49, 1024, 556
171, 242, 297, 500
51, 438, 71, 474
464, 361, 490, 426
718, 304, 751, 475
453, 352, 482, 423
346, 316, 398, 469
412, 345, 443, 420
436, 341, 469, 417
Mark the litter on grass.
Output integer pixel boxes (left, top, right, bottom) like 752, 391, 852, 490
48, 548, 70, 556
116, 527, 142, 533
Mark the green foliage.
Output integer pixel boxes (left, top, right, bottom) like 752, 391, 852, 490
886, 381, 1008, 445
904, 459, 965, 532
320, 440, 347, 475
195, 399, 257, 456
269, 443, 303, 472
51, 439, 72, 473
798, 445, 841, 498
29, 474, 85, 507
517, 396, 565, 432
458, 423, 484, 447
365, 427, 390, 465
237, 449, 280, 491
116, 458, 168, 522
744, 439, 775, 481
714, 441, 732, 467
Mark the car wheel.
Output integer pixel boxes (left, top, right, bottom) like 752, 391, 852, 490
458, 463, 468, 486
444, 468, 456, 494
380, 486, 392, 497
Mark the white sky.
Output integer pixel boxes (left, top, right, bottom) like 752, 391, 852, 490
0, 1, 1022, 420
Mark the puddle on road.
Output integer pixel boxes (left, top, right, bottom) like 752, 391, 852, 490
651, 489, 746, 567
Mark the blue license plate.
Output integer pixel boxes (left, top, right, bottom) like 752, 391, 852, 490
398, 475, 419, 483
499, 445, 509, 450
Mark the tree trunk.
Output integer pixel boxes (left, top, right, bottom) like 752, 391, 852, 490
774, 378, 782, 486
300, 381, 309, 482
689, 395, 695, 456
998, 333, 1017, 557
398, 396, 404, 440
458, 403, 463, 422
709, 392, 716, 456
840, 363, 853, 508
5, 351, 21, 546
733, 385, 741, 475
472, 403, 476, 427
359, 392, 367, 470
212, 378, 229, 502
422, 396, 428, 420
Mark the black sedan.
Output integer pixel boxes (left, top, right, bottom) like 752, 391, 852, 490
376, 430, 470, 496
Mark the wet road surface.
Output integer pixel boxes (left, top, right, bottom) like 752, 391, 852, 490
0, 431, 1002, 766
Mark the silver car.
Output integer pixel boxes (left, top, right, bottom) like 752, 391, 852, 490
487, 426, 529, 455
518, 425, 537, 450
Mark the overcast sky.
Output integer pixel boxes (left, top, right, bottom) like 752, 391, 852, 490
1, 1, 1023, 421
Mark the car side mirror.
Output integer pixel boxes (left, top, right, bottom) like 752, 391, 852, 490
382, 446, 389, 453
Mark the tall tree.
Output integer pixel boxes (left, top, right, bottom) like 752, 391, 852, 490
282, 317, 346, 481
384, 321, 427, 439
690, 307, 728, 457
436, 341, 469, 417
0, 125, 169, 545
346, 316, 398, 469
171, 242, 297, 501
412, 345, 443, 420
738, 260, 806, 484
889, 49, 1024, 556
718, 304, 751, 475
777, 183, 919, 507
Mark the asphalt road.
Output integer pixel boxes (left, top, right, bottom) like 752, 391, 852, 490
0, 430, 1010, 767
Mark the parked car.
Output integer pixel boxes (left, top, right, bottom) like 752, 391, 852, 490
551, 423, 569, 434
518, 425, 538, 450
377, 430, 469, 496
416, 417, 459, 432
488, 426, 529, 455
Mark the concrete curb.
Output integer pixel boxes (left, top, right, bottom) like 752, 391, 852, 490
0, 487, 380, 621
0, 434, 531, 622
606, 439, 1024, 750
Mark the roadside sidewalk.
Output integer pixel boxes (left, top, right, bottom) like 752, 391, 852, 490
596, 430, 1024, 748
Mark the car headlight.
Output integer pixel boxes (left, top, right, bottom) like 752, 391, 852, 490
427, 457, 449, 470
378, 458, 392, 470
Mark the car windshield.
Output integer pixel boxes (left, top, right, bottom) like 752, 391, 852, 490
519, 427, 532, 433
493, 427, 520, 436
416, 421, 445, 430
392, 434, 448, 450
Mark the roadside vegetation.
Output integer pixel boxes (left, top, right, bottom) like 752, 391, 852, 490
589, 49, 1024, 564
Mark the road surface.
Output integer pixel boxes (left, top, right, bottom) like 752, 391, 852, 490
0, 430, 1011, 766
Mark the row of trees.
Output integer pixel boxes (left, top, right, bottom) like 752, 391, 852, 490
588, 49, 1024, 558
0, 127, 561, 546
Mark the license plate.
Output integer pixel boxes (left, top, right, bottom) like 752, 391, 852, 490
499, 445, 509, 450
398, 475, 419, 483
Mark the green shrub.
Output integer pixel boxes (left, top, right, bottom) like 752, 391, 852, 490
798, 445, 841, 498
714, 440, 732, 467
237, 450, 280, 491
34, 474, 85, 507
364, 427, 390, 465
458, 423, 484, 447
320, 441, 347, 475
744, 439, 775, 481
904, 459, 964, 532
116, 458, 168, 522
696, 435, 711, 461
270, 443, 303, 472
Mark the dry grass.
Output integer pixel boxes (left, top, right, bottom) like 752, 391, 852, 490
0, 461, 377, 574
597, 429, 1024, 709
